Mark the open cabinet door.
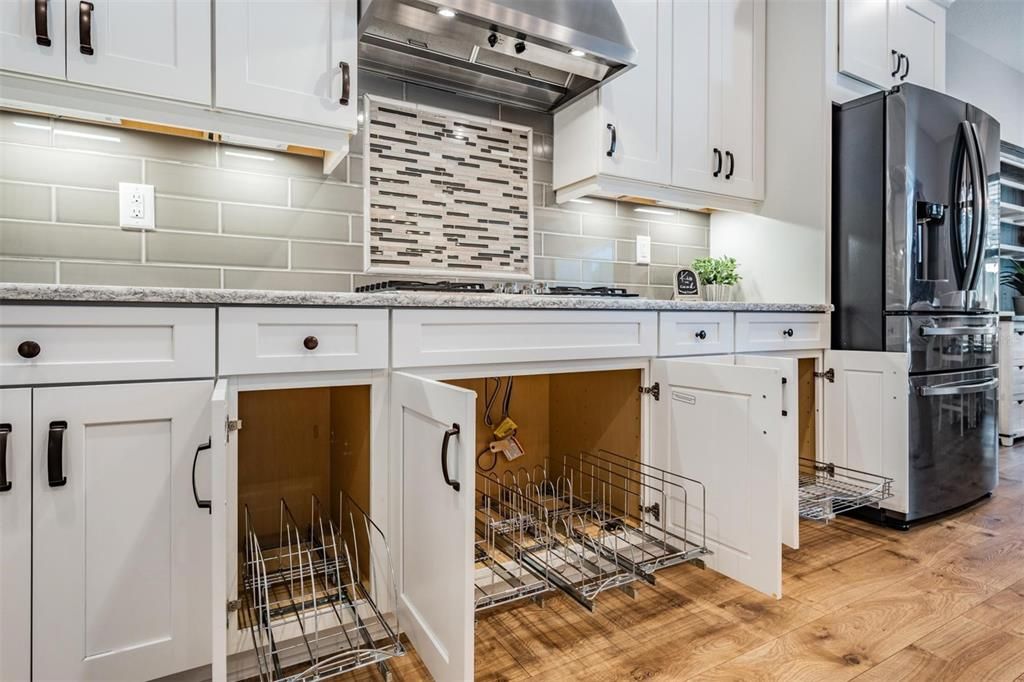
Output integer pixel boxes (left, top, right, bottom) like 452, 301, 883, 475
823, 350, 909, 513
209, 379, 235, 682
651, 358, 783, 598
391, 372, 476, 682
736, 355, 800, 549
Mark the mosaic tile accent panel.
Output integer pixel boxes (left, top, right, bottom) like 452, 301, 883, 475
364, 96, 534, 278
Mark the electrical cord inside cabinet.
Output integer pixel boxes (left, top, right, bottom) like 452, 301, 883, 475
477, 377, 521, 471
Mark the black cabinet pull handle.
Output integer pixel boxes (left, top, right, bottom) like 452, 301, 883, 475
303, 335, 319, 351
783, 328, 795, 337
713, 147, 722, 177
725, 151, 735, 179
35, 0, 51, 46
695, 330, 707, 340
192, 438, 212, 514
901, 54, 910, 81
17, 340, 40, 359
441, 423, 461, 492
47, 420, 67, 488
891, 50, 903, 77
0, 424, 11, 493
606, 123, 617, 157
338, 61, 350, 105
79, 1, 94, 55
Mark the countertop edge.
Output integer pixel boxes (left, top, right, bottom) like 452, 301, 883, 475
0, 284, 833, 313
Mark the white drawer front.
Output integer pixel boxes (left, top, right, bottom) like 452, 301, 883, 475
1011, 327, 1024, 359
1009, 362, 1024, 396
1012, 398, 1024, 434
391, 309, 658, 368
658, 312, 734, 356
735, 313, 829, 352
0, 306, 214, 386
219, 307, 389, 375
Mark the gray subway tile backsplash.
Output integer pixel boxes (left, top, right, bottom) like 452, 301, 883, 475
0, 181, 51, 221
0, 91, 708, 294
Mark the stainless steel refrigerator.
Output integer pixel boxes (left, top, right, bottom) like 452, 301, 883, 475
833, 83, 1001, 525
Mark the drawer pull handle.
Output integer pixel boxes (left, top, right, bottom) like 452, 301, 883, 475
782, 328, 794, 337
47, 421, 67, 488
17, 340, 41, 359
303, 335, 319, 351
441, 423, 461, 492
192, 438, 212, 514
695, 330, 707, 340
0, 424, 11, 493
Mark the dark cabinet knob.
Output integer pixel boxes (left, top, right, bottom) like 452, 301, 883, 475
17, 340, 41, 359
303, 336, 319, 351
782, 328, 794, 338
695, 330, 707, 340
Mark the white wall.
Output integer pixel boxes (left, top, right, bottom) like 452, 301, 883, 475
709, 0, 830, 304
946, 34, 1024, 146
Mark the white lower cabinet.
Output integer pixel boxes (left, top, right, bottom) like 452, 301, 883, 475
0, 388, 31, 682
32, 380, 214, 681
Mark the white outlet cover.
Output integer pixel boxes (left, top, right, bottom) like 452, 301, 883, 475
635, 235, 652, 265
119, 182, 155, 230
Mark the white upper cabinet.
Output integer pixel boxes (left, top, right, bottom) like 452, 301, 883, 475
599, 0, 673, 185
555, 0, 765, 210
64, 0, 211, 103
0, 0, 66, 78
33, 380, 213, 681
838, 0, 946, 91
215, 0, 358, 129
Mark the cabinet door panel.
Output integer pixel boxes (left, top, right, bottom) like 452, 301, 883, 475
823, 350, 909, 514
392, 372, 476, 682
215, 0, 357, 129
64, 0, 211, 103
208, 379, 232, 682
600, 0, 672, 184
0, 388, 31, 682
670, 0, 717, 193
0, 0, 65, 78
33, 381, 213, 681
891, 0, 944, 90
714, 0, 764, 200
839, 0, 895, 89
652, 357, 783, 597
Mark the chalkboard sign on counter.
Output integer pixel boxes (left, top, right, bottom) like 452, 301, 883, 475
674, 267, 702, 300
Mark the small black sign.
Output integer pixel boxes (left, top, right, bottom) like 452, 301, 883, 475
674, 268, 701, 300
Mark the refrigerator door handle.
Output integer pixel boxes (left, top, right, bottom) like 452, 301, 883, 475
919, 324, 997, 337
948, 124, 969, 290
965, 123, 988, 292
960, 122, 985, 292
918, 378, 998, 397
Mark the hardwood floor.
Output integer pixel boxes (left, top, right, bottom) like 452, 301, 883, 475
358, 445, 1024, 681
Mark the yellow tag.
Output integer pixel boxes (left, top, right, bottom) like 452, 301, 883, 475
493, 417, 518, 439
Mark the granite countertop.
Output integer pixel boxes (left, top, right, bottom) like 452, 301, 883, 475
0, 283, 832, 312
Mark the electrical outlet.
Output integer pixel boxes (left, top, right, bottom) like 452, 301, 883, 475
119, 182, 155, 230
635, 235, 651, 265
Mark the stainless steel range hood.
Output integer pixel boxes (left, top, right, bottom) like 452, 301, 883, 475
358, 0, 636, 113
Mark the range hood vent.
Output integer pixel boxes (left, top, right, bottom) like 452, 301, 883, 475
358, 0, 636, 113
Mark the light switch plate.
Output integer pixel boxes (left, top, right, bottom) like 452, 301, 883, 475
635, 235, 651, 265
119, 182, 155, 230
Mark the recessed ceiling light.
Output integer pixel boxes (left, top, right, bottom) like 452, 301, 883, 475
569, 49, 586, 57
437, 7, 456, 17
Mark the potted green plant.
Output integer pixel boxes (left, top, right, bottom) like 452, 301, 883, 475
692, 256, 742, 302
1001, 260, 1024, 315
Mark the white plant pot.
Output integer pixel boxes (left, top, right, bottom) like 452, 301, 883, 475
703, 284, 735, 302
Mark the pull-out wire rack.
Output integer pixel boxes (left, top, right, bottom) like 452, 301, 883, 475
242, 493, 404, 681
474, 449, 711, 612
798, 459, 894, 522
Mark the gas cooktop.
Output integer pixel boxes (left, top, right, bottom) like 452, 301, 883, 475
354, 281, 639, 297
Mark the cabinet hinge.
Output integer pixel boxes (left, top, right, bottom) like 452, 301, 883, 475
639, 382, 660, 401
814, 368, 836, 383
639, 502, 661, 521
225, 418, 243, 442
